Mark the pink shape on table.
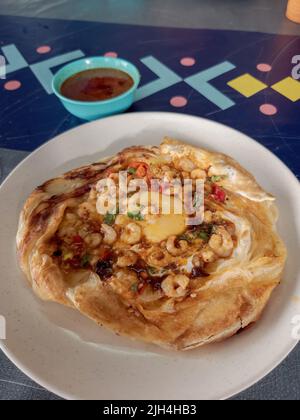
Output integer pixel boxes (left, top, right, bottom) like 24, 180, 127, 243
260, 104, 278, 116
257, 63, 272, 72
36, 45, 51, 54
4, 80, 21, 91
104, 52, 118, 58
170, 96, 188, 108
180, 57, 196, 67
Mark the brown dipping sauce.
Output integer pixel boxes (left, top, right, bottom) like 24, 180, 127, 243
60, 68, 134, 102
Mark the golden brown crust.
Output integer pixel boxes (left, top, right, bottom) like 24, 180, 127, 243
16, 140, 287, 350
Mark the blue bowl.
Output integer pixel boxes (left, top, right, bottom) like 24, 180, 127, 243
52, 57, 141, 121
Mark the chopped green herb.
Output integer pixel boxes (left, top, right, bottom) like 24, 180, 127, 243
127, 211, 144, 221
63, 251, 73, 261
193, 193, 203, 209
130, 283, 139, 292
209, 175, 228, 183
104, 213, 117, 225
128, 167, 137, 175
210, 175, 221, 183
81, 254, 90, 268
198, 231, 209, 241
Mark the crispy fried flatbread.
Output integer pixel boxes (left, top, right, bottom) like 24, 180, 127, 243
17, 139, 287, 350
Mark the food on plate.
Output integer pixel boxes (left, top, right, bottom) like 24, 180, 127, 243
16, 138, 287, 350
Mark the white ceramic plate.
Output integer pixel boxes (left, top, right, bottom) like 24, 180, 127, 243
0, 112, 299, 400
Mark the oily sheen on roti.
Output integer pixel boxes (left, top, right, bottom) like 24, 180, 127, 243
17, 138, 287, 350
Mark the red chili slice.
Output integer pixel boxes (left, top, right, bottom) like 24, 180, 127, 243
212, 184, 226, 203
72, 235, 83, 244
129, 161, 152, 181
136, 164, 148, 178
129, 161, 143, 169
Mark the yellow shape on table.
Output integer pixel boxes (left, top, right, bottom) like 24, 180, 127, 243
271, 77, 300, 102
227, 74, 268, 97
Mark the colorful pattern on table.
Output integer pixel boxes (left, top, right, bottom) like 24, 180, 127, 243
0, 15, 299, 178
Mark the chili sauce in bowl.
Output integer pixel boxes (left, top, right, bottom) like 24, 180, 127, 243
60, 68, 134, 102
52, 57, 140, 121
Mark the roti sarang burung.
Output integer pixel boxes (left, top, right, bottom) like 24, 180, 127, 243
17, 138, 287, 350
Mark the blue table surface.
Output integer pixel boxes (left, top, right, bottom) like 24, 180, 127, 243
0, 13, 299, 400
